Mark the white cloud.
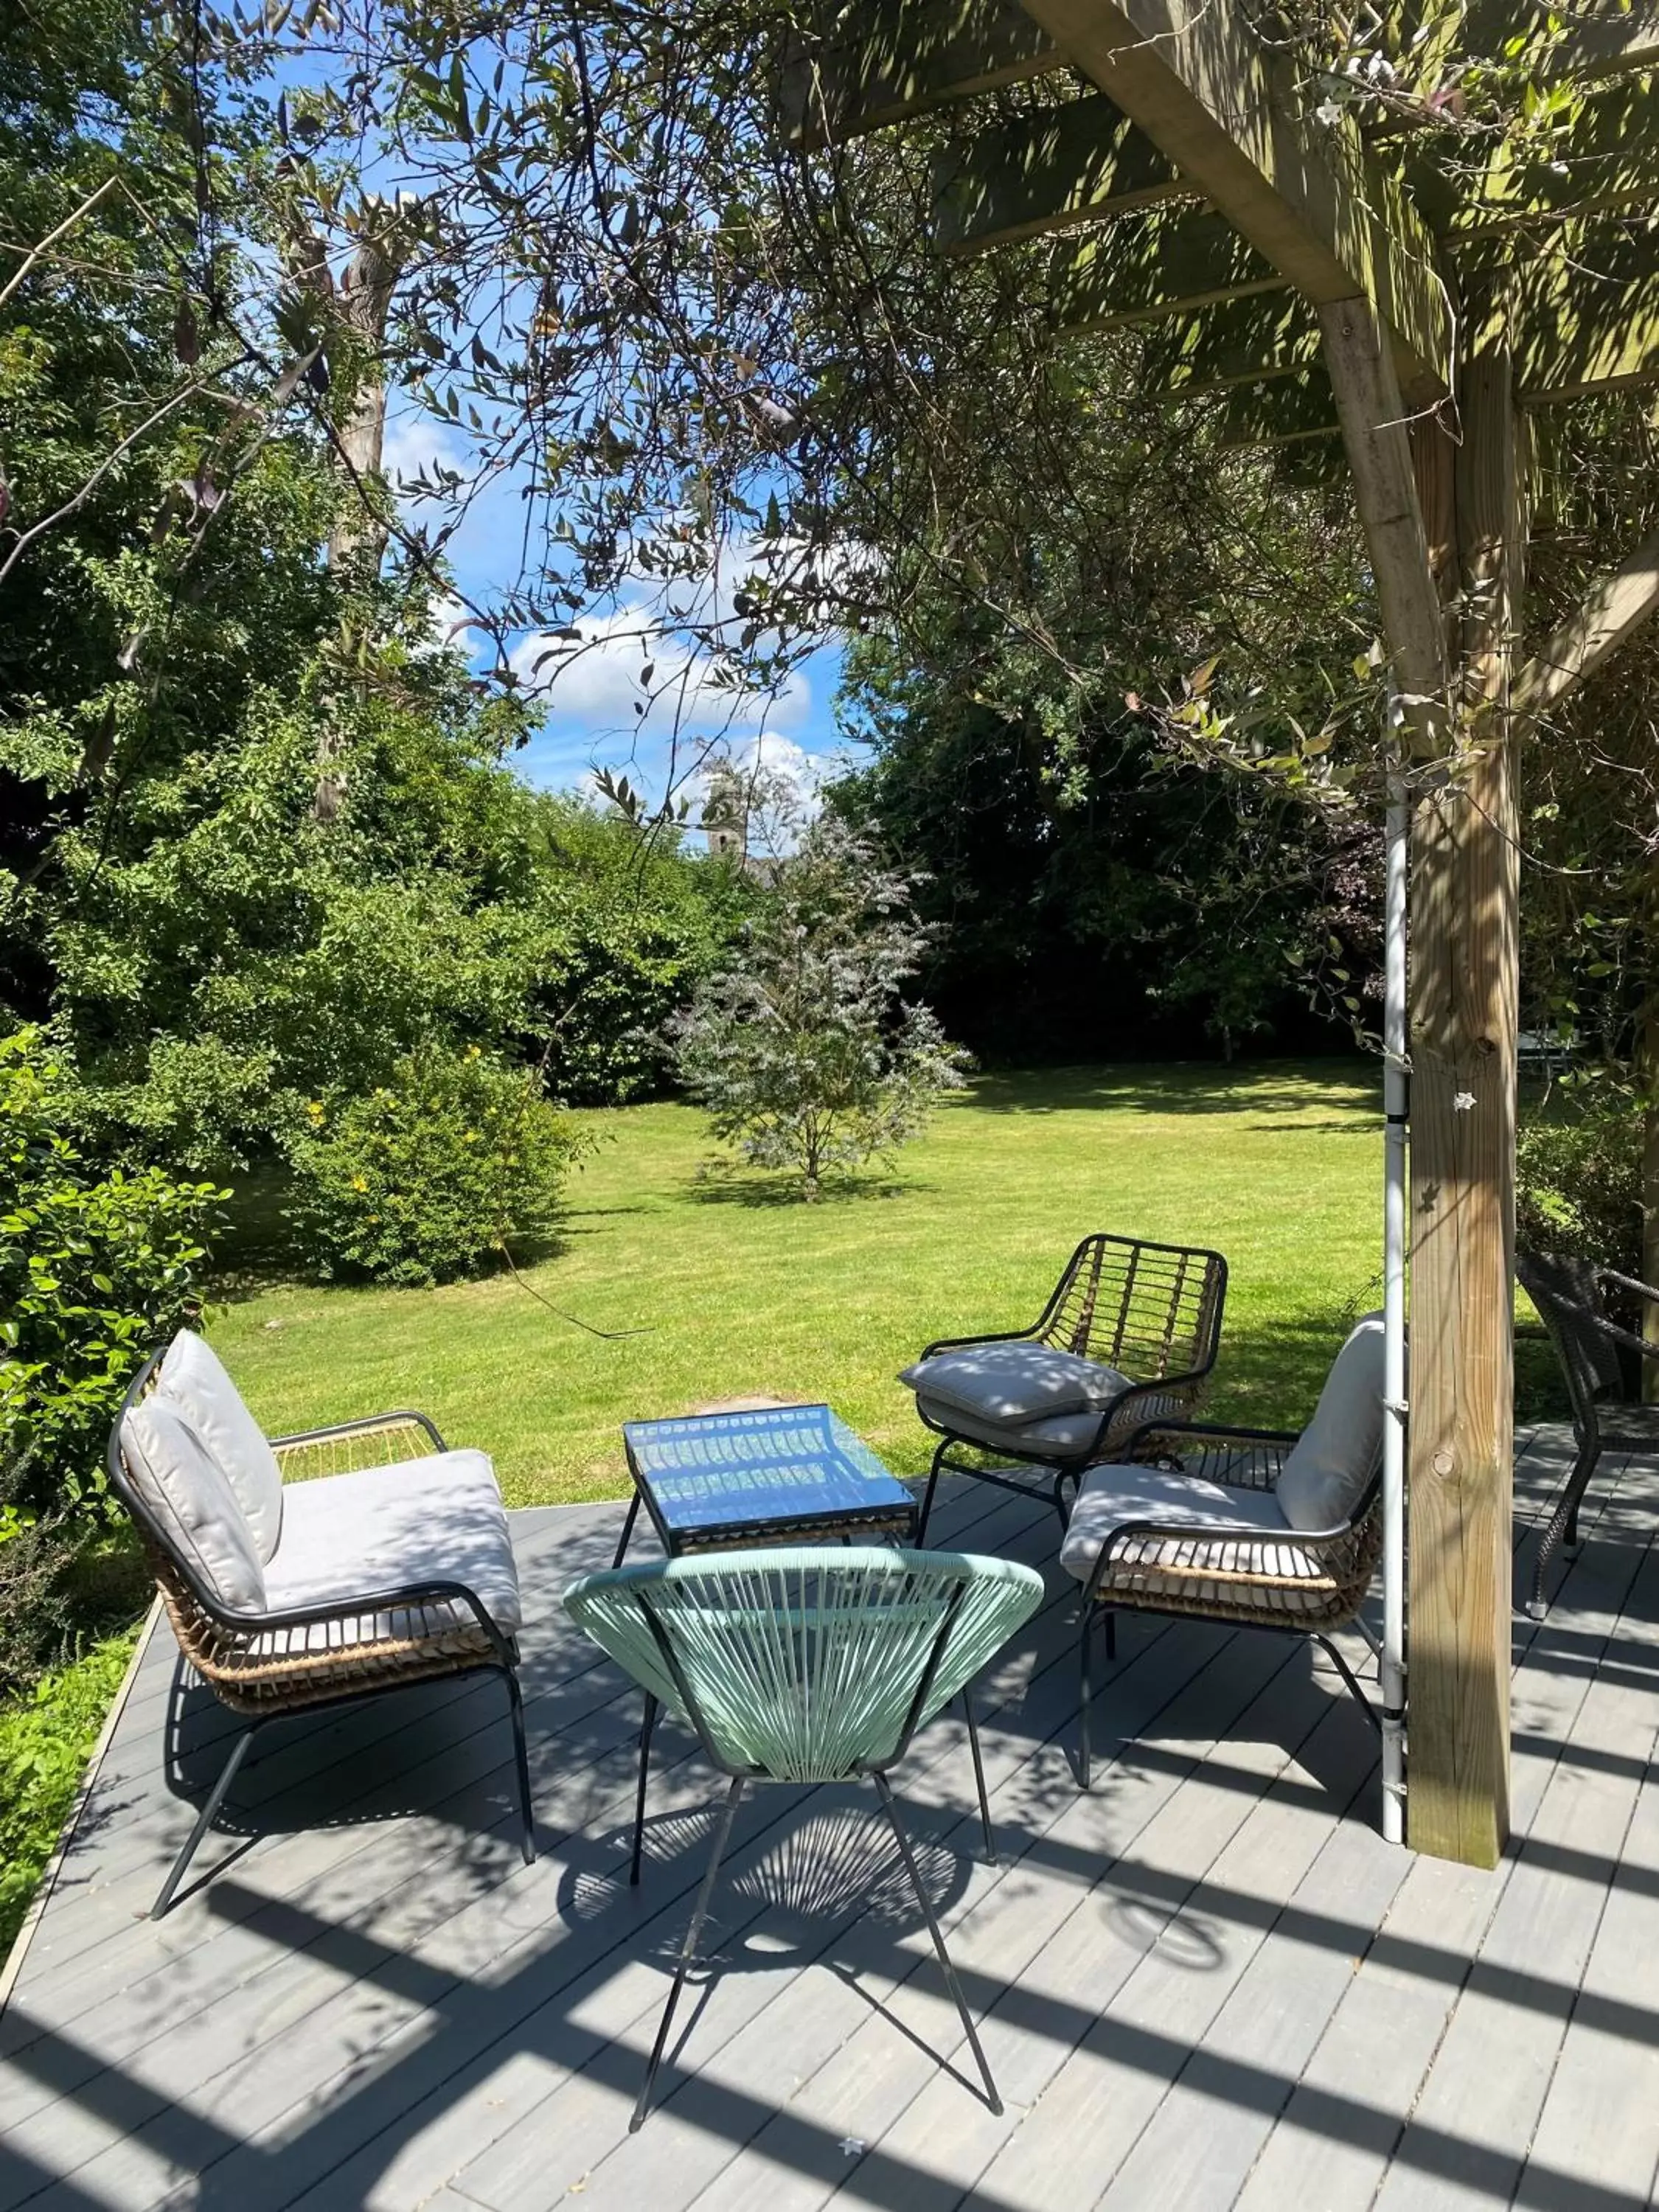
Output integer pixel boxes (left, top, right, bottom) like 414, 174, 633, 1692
509, 611, 810, 738
380, 409, 471, 493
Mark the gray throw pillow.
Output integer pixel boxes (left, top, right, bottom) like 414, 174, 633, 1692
900, 1340, 1130, 1428
121, 1397, 268, 1613
1274, 1312, 1391, 1532
159, 1329, 284, 1562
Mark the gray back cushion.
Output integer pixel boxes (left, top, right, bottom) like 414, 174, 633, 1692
159, 1330, 283, 1562
899, 1342, 1130, 1428
1275, 1312, 1389, 1533
121, 1396, 267, 1613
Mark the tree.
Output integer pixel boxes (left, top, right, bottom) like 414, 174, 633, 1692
667, 816, 968, 1198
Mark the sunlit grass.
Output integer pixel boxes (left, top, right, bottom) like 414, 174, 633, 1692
209, 1060, 1392, 1509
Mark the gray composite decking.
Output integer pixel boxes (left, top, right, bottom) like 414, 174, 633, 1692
2, 1430, 1658, 2211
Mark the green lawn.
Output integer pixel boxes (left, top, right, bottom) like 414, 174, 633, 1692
211, 1060, 1391, 1509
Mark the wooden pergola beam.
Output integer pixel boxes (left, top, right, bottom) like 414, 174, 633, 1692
1461, 0, 1659, 82
1014, 0, 1452, 398
1318, 297, 1451, 756
1421, 77, 1659, 239
1051, 207, 1287, 333
933, 91, 1183, 255
1209, 380, 1338, 450
779, 0, 1060, 150
1515, 523, 1659, 715
1146, 291, 1321, 396
1509, 223, 1659, 403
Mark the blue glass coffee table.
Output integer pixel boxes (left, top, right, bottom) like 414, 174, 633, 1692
613, 1402, 919, 1566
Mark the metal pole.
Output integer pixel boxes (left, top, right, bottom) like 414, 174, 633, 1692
1382, 714, 1410, 1846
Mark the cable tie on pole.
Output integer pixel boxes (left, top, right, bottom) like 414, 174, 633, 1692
1384, 1397, 1410, 1416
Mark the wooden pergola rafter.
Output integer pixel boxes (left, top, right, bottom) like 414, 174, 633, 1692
782, 0, 1659, 1867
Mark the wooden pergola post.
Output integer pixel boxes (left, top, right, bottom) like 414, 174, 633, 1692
1403, 300, 1523, 1865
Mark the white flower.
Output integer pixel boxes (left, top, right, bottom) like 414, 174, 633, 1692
1315, 100, 1343, 126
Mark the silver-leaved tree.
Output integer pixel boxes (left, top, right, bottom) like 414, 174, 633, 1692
667, 815, 969, 1200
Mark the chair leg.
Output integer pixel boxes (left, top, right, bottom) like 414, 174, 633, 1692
151, 1723, 257, 1920
631, 1693, 659, 1887
505, 1669, 536, 1865
872, 1773, 1002, 2116
917, 1440, 951, 1543
1078, 1609, 1093, 1792
1531, 1438, 1601, 1620
1315, 1636, 1382, 1734
960, 1694, 995, 1865
631, 1773, 746, 2132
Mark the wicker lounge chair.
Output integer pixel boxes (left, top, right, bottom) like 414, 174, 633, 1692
563, 1545, 1044, 2128
901, 1231, 1228, 1536
108, 1332, 534, 1918
1059, 1314, 1386, 1787
1516, 1248, 1659, 1617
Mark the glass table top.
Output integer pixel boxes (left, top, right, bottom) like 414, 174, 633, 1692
622, 1403, 914, 1537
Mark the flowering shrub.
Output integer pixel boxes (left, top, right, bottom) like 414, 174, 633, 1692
285, 1044, 588, 1286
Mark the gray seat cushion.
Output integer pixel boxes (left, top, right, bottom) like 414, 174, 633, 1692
157, 1329, 284, 1562
264, 1449, 521, 1640
1060, 1462, 1334, 1605
120, 1397, 267, 1613
900, 1342, 1130, 1427
1274, 1312, 1388, 1533
914, 1394, 1110, 1463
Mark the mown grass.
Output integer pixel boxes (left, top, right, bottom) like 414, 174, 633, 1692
210, 1060, 1399, 1509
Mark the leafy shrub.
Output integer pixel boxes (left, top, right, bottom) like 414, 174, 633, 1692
1516, 1103, 1641, 1276
666, 816, 970, 1199
285, 1043, 587, 1286
1, 1632, 141, 1955
0, 1026, 226, 1523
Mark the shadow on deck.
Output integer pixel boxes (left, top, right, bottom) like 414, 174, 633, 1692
2, 1429, 1657, 2212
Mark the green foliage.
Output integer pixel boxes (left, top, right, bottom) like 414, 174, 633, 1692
1517, 1102, 1642, 1278
836, 580, 1377, 1065
285, 1043, 589, 1287
0, 1630, 139, 1958
667, 817, 970, 1198
0, 1027, 224, 1520
525, 798, 755, 1105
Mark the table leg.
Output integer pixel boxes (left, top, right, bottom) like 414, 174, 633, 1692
613, 1490, 641, 1570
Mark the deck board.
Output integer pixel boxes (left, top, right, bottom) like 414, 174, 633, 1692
3, 1430, 1658, 2212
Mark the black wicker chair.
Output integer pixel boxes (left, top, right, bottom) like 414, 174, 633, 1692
907, 1231, 1228, 1537
1516, 1248, 1659, 1617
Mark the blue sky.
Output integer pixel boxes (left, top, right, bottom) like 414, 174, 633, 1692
383, 401, 860, 825
267, 40, 863, 830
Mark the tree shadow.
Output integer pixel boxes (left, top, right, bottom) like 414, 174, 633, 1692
961, 1060, 1378, 1119
681, 1169, 928, 1208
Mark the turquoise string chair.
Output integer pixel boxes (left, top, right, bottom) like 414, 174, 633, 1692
563, 1545, 1045, 2129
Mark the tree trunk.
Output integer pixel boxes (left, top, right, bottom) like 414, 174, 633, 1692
282, 201, 417, 821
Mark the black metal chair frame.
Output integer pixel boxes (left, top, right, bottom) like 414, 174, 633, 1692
1517, 1248, 1659, 1618
913, 1231, 1229, 1538
108, 1350, 535, 1919
621, 1579, 1003, 2131
1071, 1418, 1382, 1790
